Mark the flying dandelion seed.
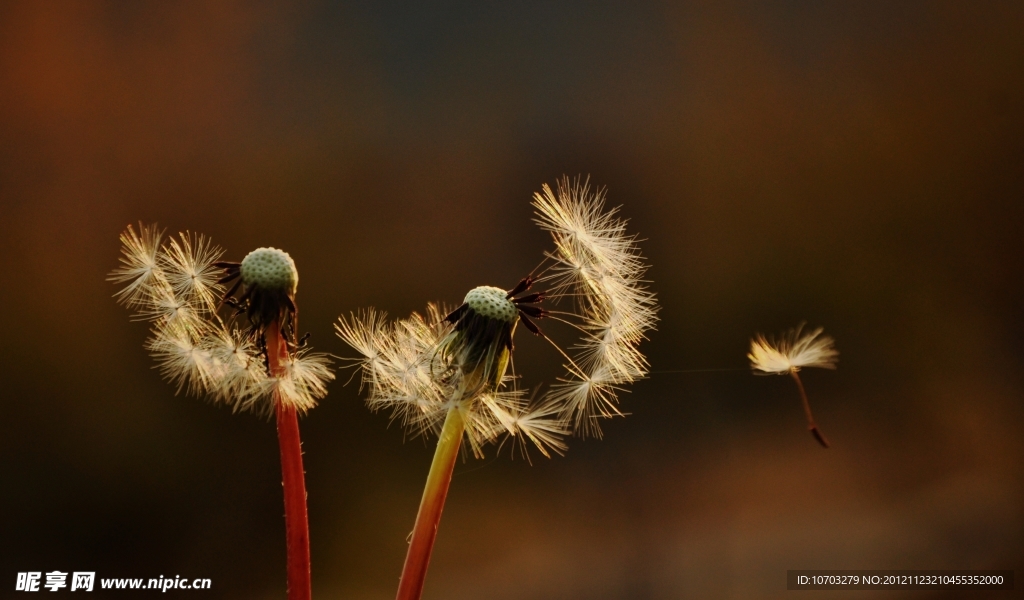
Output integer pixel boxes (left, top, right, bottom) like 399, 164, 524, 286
749, 324, 837, 448
110, 224, 333, 600
337, 177, 657, 600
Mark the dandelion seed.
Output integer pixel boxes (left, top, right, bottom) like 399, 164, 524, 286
203, 327, 268, 411
133, 283, 205, 332
261, 349, 335, 416
546, 364, 625, 434
160, 231, 224, 313
337, 177, 655, 600
749, 324, 838, 448
146, 321, 216, 396
499, 397, 569, 461
749, 324, 838, 375
108, 223, 165, 308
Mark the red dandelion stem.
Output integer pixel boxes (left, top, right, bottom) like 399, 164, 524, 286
791, 370, 829, 449
267, 320, 312, 600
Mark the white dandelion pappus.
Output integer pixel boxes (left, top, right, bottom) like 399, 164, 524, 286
159, 231, 225, 314
494, 394, 569, 461
133, 279, 206, 333
337, 306, 451, 438
145, 320, 217, 397
748, 324, 838, 374
108, 223, 165, 308
259, 349, 335, 416
202, 325, 270, 411
532, 177, 658, 438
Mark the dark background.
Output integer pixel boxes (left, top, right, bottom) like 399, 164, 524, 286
1, 1, 1022, 598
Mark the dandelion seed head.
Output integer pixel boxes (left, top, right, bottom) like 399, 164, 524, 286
241, 247, 297, 294
748, 324, 838, 374
221, 247, 300, 338
112, 226, 333, 416
340, 177, 656, 454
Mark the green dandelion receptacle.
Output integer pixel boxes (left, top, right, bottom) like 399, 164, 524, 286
240, 247, 298, 294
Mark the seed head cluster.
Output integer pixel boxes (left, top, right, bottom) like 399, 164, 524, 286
109, 224, 333, 414
337, 177, 658, 458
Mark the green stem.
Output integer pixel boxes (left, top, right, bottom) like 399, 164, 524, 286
395, 407, 466, 600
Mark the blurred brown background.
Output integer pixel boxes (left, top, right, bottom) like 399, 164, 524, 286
1, 1, 1022, 598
